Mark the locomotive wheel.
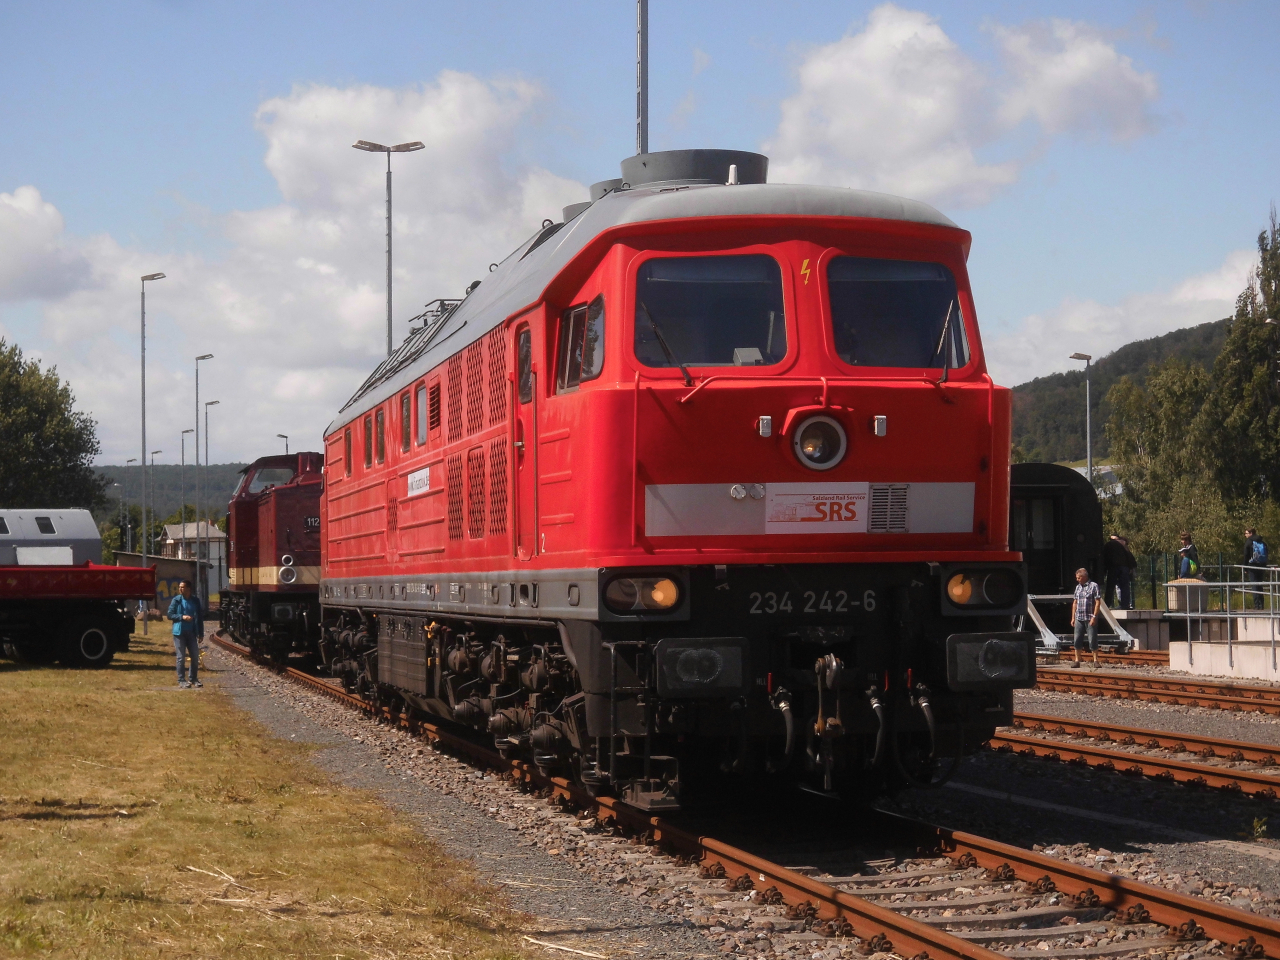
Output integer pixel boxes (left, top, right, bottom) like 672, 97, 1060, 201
58, 617, 117, 669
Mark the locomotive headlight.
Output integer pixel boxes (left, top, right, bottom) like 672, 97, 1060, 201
793, 416, 846, 471
278, 566, 298, 585
946, 633, 1036, 691
604, 576, 681, 613
942, 568, 1025, 613
947, 573, 974, 605
655, 638, 747, 698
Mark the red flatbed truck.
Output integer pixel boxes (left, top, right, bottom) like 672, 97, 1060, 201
0, 563, 155, 667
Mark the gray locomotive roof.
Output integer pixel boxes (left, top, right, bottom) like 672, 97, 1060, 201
328, 182, 959, 432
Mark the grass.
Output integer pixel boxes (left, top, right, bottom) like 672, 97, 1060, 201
0, 625, 528, 959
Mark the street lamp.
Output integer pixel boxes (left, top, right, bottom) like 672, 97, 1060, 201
149, 450, 162, 594
277, 433, 289, 455
180, 428, 194, 553
1070, 352, 1094, 485
140, 272, 165, 631
204, 399, 220, 605
125, 458, 137, 552
194, 354, 213, 602
352, 139, 425, 357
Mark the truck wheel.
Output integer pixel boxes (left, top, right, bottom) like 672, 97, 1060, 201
59, 618, 116, 668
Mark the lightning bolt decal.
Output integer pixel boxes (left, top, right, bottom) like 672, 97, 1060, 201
800, 258, 811, 285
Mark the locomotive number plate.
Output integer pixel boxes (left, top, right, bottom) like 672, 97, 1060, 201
747, 588, 877, 615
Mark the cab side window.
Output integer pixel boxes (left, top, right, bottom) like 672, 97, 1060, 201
400, 392, 412, 452
344, 428, 353, 476
375, 409, 386, 464
363, 416, 373, 468
415, 384, 427, 446
555, 294, 604, 394
517, 328, 533, 403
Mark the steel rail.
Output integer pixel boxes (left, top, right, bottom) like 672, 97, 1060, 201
1036, 667, 1280, 714
1013, 712, 1280, 765
990, 730, 1280, 798
1040, 650, 1169, 667
210, 632, 1280, 959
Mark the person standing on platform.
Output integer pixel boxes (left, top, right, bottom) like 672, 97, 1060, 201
1178, 532, 1200, 579
1071, 567, 1101, 667
167, 579, 204, 688
1244, 527, 1269, 611
1102, 535, 1137, 610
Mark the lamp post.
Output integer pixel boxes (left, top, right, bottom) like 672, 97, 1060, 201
204, 399, 220, 604
180, 428, 194, 555
351, 139, 424, 357
277, 433, 289, 455
149, 449, 162, 561
636, 0, 648, 154
125, 458, 137, 552
140, 272, 165, 630
1070, 352, 1094, 485
194, 354, 213, 602
112, 483, 122, 555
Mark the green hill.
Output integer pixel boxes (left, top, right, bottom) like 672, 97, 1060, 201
94, 463, 249, 524
1010, 318, 1230, 463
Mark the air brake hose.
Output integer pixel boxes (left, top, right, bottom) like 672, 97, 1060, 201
765, 689, 794, 774
866, 687, 887, 768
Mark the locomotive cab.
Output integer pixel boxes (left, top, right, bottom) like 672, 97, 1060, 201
224, 453, 323, 661
320, 148, 1032, 809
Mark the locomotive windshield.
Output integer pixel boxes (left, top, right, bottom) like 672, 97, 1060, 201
244, 466, 295, 495
827, 257, 970, 370
634, 254, 786, 368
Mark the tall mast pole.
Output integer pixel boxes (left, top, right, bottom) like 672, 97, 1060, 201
636, 0, 648, 155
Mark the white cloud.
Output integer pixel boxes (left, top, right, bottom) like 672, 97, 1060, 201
692, 47, 712, 77
0, 72, 585, 464
0, 186, 92, 302
766, 4, 1158, 207
984, 249, 1256, 386
995, 20, 1158, 140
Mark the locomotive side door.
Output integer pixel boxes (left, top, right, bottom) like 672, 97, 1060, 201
513, 324, 538, 560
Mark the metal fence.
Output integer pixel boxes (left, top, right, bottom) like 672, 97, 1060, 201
1127, 553, 1275, 611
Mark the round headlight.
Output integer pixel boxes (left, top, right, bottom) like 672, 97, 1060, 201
675, 647, 723, 684
793, 416, 847, 471
279, 566, 298, 584
980, 571, 1020, 607
280, 554, 295, 567
947, 573, 973, 604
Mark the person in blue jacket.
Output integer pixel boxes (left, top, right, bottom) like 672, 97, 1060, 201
167, 579, 204, 688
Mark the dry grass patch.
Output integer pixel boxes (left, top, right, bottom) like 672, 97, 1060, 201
0, 627, 527, 959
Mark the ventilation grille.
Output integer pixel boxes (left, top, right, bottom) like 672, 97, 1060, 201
446, 356, 463, 442
446, 454, 463, 540
428, 382, 441, 431
868, 484, 909, 533
465, 342, 485, 435
488, 438, 508, 535
486, 327, 507, 426
466, 447, 486, 538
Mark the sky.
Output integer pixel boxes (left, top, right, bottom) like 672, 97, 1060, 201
1, 1, 1278, 465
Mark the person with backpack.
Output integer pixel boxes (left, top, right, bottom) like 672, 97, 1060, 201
1244, 527, 1269, 610
1178, 532, 1200, 579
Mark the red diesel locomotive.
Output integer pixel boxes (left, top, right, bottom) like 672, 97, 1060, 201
311, 149, 1031, 809
223, 453, 323, 659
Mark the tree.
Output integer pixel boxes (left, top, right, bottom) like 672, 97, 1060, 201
0, 340, 108, 510
1193, 209, 1280, 502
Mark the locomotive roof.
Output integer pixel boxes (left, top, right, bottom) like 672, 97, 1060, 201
329, 180, 961, 433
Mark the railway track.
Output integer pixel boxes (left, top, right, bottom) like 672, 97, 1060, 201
1037, 667, 1280, 715
209, 632, 1280, 960
1040, 651, 1170, 668
995, 713, 1280, 798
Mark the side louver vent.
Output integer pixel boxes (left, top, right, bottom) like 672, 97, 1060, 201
868, 484, 909, 533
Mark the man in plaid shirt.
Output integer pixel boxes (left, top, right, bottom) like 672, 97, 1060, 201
1071, 567, 1101, 667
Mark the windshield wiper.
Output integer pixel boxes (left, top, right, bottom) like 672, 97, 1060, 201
640, 300, 693, 386
931, 300, 955, 384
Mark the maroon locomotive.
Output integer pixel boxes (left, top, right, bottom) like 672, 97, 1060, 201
223, 453, 323, 661
310, 149, 1034, 810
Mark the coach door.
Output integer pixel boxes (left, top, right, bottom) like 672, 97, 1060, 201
513, 325, 538, 559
